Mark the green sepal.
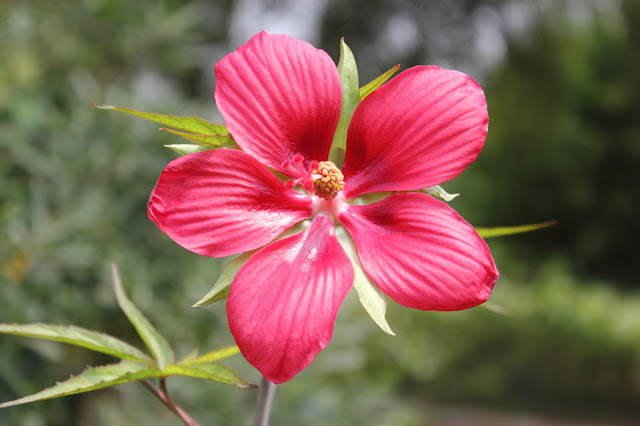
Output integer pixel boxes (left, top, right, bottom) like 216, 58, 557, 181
0, 323, 154, 366
423, 185, 460, 202
336, 227, 395, 335
111, 264, 174, 369
192, 252, 253, 307
160, 127, 236, 147
329, 39, 360, 168
359, 64, 400, 100
476, 221, 557, 239
165, 144, 219, 156
0, 360, 159, 408
91, 102, 230, 135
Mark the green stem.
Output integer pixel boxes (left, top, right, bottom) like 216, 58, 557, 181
253, 376, 276, 426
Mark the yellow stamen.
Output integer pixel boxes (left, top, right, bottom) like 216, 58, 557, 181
312, 161, 344, 200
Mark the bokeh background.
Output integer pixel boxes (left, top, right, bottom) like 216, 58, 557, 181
1, 0, 639, 425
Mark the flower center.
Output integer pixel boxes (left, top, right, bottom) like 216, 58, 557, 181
312, 161, 344, 200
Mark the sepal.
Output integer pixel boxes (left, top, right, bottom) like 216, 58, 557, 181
336, 227, 394, 335
329, 39, 360, 168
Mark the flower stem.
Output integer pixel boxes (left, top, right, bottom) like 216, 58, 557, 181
141, 379, 199, 426
253, 376, 276, 426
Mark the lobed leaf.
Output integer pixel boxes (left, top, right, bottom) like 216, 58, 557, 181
359, 64, 400, 100
180, 346, 240, 365
476, 221, 557, 239
111, 264, 174, 369
0, 361, 160, 408
91, 102, 229, 135
163, 364, 256, 389
0, 323, 154, 366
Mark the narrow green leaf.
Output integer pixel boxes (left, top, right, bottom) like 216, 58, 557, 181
163, 364, 256, 389
359, 64, 400, 100
476, 221, 557, 239
180, 346, 241, 366
160, 128, 236, 146
329, 39, 360, 168
165, 144, 218, 156
111, 263, 174, 369
336, 227, 395, 335
0, 361, 161, 408
91, 102, 228, 135
0, 324, 154, 366
192, 252, 253, 307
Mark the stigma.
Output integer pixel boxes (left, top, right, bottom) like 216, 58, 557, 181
312, 161, 344, 200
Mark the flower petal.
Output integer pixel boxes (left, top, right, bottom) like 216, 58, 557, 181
215, 31, 342, 174
227, 216, 353, 383
342, 66, 488, 198
148, 149, 312, 258
339, 193, 498, 311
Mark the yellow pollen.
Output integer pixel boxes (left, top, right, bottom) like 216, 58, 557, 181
312, 161, 345, 200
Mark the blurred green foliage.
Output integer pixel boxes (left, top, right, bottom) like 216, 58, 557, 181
1, 0, 639, 425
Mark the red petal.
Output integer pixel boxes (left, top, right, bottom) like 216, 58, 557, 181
148, 149, 312, 257
342, 66, 488, 198
339, 193, 498, 311
215, 32, 342, 174
227, 216, 353, 383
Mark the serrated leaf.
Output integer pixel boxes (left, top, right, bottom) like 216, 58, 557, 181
165, 144, 218, 156
476, 221, 557, 239
160, 128, 235, 146
0, 360, 161, 408
0, 323, 154, 366
91, 102, 228, 135
359, 64, 400, 100
163, 364, 256, 389
180, 346, 240, 365
192, 252, 253, 307
329, 39, 360, 168
336, 227, 394, 335
111, 264, 174, 369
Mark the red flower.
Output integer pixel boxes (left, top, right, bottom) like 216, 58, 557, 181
148, 32, 498, 383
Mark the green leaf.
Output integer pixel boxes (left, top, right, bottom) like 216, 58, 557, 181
0, 361, 161, 408
476, 221, 557, 239
359, 64, 400, 100
160, 128, 236, 146
329, 39, 360, 168
336, 227, 395, 335
0, 323, 154, 366
165, 144, 218, 156
192, 252, 253, 307
91, 102, 229, 135
180, 346, 241, 365
163, 364, 256, 389
111, 263, 174, 369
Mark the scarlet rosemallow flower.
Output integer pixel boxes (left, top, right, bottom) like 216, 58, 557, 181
148, 31, 499, 383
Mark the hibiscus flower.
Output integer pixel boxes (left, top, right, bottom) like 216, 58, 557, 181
148, 31, 499, 384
